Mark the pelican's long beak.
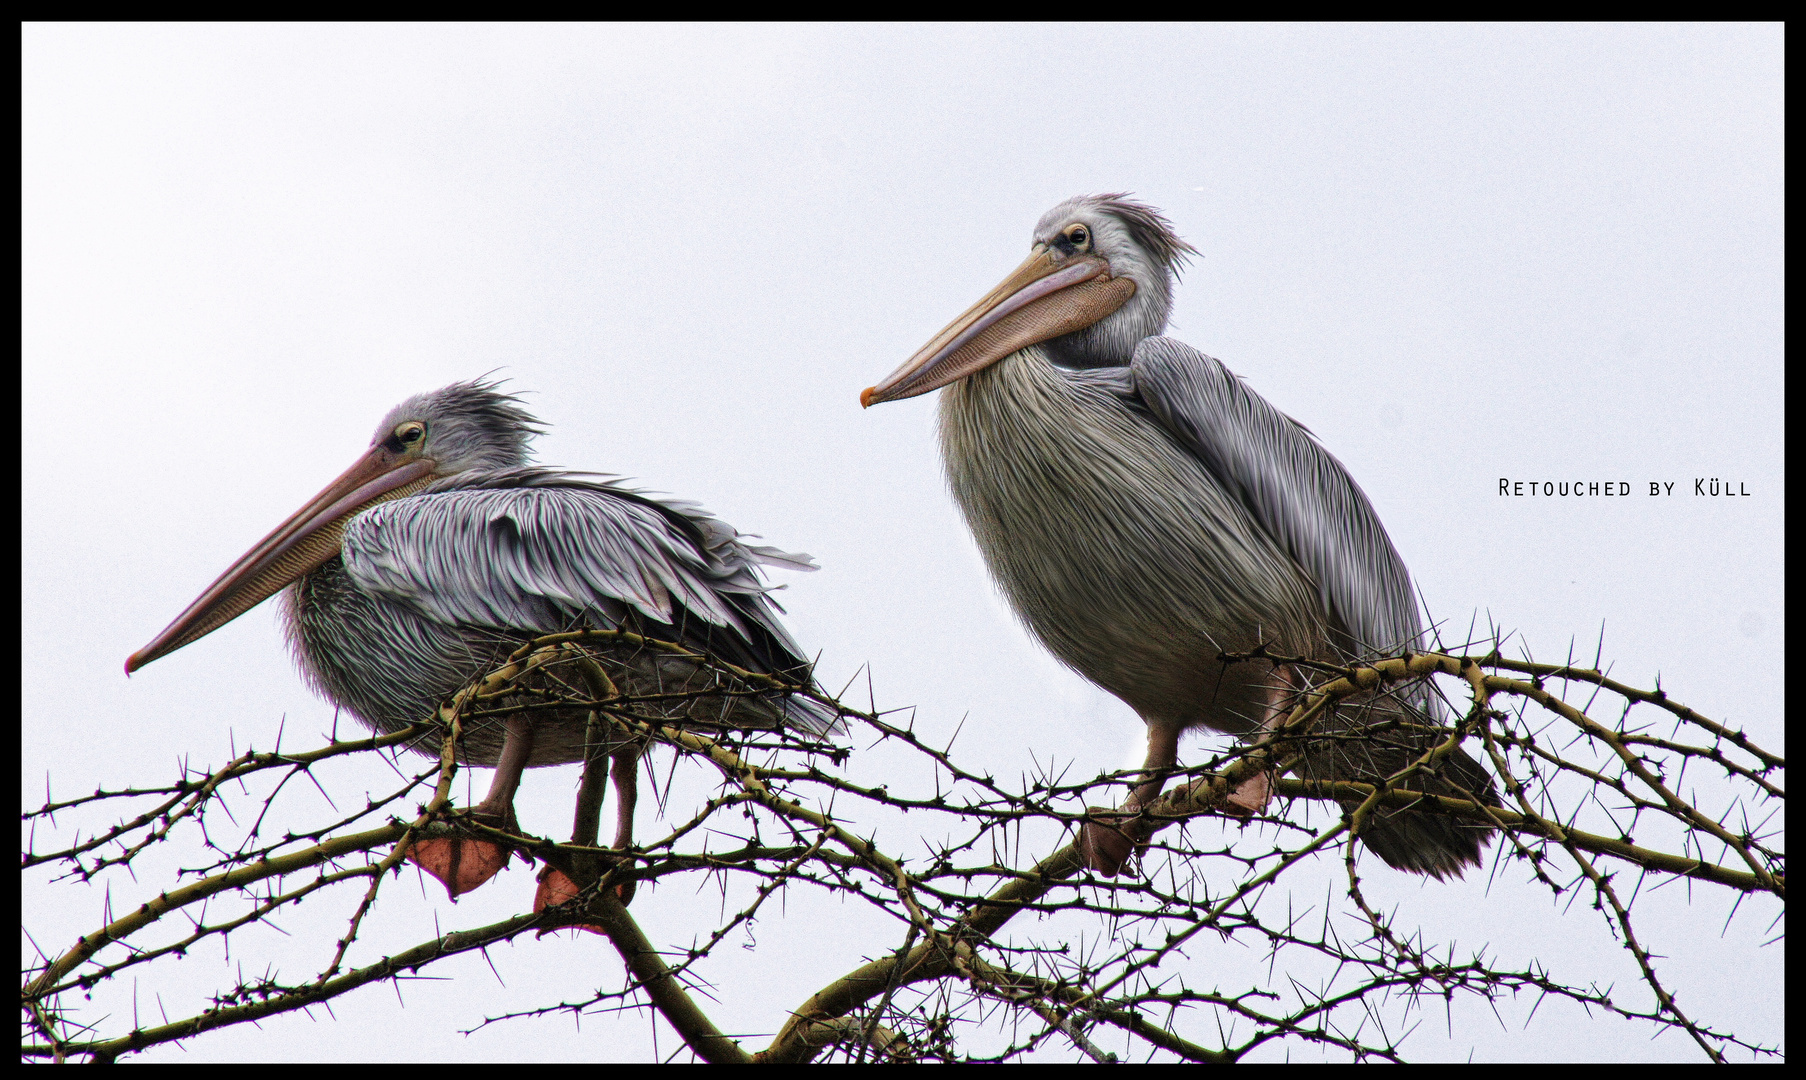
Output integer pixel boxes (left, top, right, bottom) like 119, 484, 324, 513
126, 445, 439, 674
861, 247, 1136, 407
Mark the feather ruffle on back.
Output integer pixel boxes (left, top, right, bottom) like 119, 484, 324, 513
295, 467, 838, 742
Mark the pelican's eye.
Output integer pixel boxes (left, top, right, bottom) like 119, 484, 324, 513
1066, 225, 1090, 250
393, 421, 426, 448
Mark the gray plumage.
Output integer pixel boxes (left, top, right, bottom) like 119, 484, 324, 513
283, 380, 836, 768
936, 195, 1494, 877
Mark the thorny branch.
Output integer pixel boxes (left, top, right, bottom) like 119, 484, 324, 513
22, 630, 1784, 1062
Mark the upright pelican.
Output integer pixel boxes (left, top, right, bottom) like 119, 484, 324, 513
863, 195, 1495, 878
129, 379, 835, 906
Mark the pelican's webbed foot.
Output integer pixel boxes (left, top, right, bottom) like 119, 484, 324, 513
1222, 769, 1272, 816
408, 715, 537, 901
1078, 809, 1144, 876
407, 804, 522, 901
532, 862, 635, 936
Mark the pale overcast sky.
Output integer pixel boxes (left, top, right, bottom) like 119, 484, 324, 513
23, 23, 1782, 1062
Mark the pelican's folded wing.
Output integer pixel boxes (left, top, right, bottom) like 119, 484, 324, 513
338, 469, 818, 678
1127, 337, 1426, 661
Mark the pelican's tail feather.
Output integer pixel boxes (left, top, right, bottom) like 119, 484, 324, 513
1295, 694, 1499, 879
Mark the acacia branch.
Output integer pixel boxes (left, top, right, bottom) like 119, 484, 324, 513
23, 636, 1781, 1063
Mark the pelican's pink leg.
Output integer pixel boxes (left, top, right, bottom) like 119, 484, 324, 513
1079, 723, 1180, 876
1224, 666, 1300, 817
535, 744, 640, 933
409, 716, 534, 900
607, 745, 640, 906
534, 741, 607, 931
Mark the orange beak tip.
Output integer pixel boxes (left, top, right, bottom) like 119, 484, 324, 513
859, 387, 877, 409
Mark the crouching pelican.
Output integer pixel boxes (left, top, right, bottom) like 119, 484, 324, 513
129, 379, 836, 911
862, 195, 1495, 878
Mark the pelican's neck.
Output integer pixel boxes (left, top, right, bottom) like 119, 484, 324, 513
937, 347, 1099, 519
937, 345, 1143, 464
938, 348, 1067, 438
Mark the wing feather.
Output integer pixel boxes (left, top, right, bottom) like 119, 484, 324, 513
1127, 338, 1425, 658
340, 468, 815, 673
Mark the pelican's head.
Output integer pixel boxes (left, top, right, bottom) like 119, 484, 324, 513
125, 379, 542, 674
862, 194, 1197, 405
373, 379, 542, 476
